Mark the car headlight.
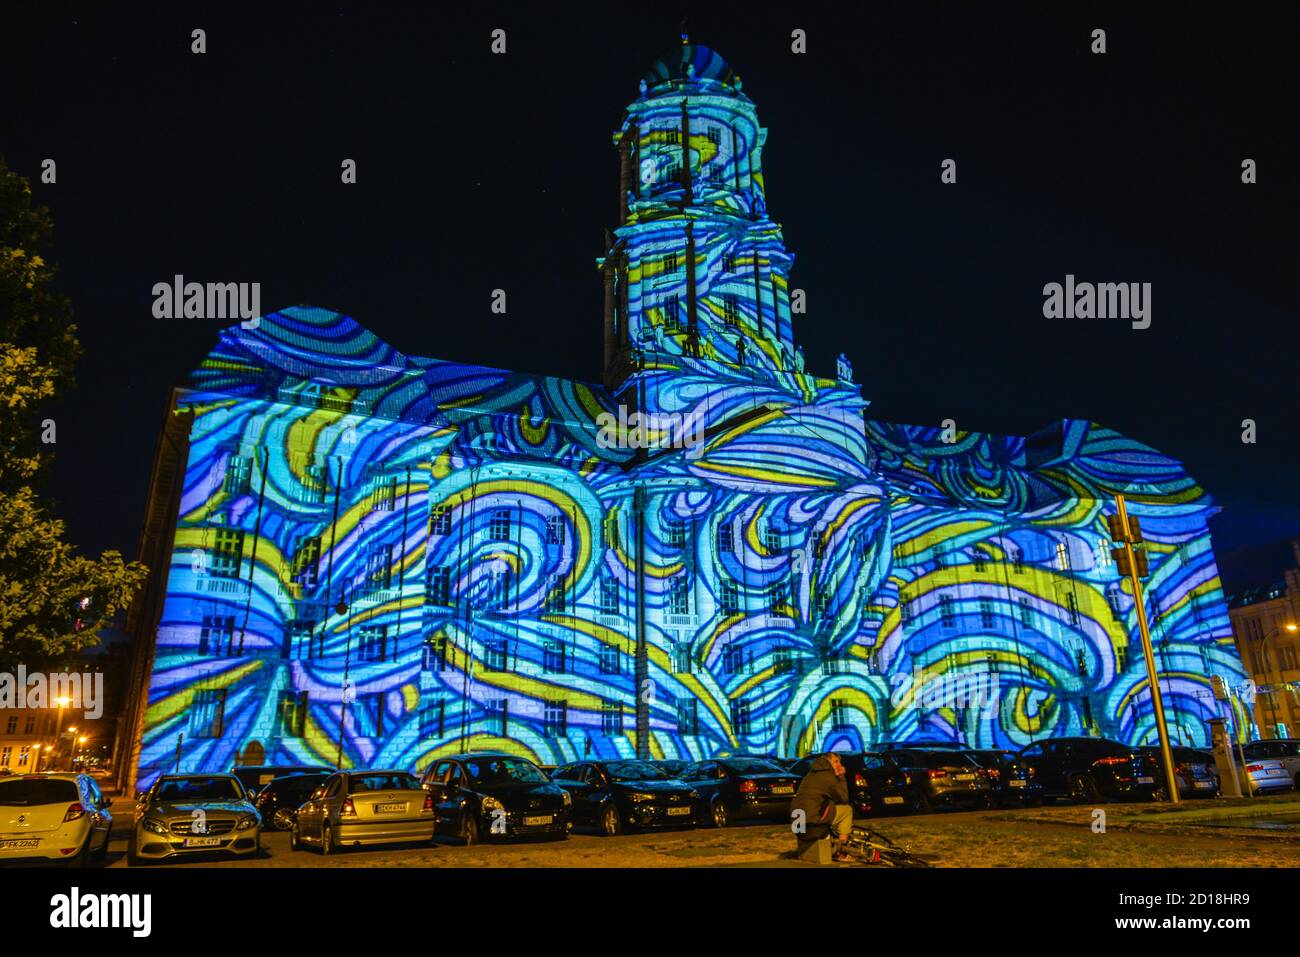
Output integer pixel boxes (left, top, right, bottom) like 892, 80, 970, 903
141, 817, 169, 835
626, 792, 655, 802
561, 790, 572, 806
236, 814, 259, 830
688, 790, 701, 800
481, 796, 504, 814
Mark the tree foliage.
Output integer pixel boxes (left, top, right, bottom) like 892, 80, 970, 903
0, 154, 147, 669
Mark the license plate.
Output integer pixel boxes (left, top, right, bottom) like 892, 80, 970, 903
667, 806, 691, 816
883, 796, 904, 805
375, 802, 407, 813
1136, 776, 1154, 784
1195, 781, 1215, 788
0, 839, 41, 849
184, 836, 222, 848
955, 774, 976, 781
1009, 779, 1025, 787
771, 786, 794, 795
523, 815, 552, 826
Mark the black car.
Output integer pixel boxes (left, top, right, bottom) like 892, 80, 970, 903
678, 757, 799, 827
253, 772, 330, 830
1014, 737, 1161, 803
651, 759, 692, 778
230, 764, 329, 797
788, 751, 911, 816
419, 752, 571, 844
962, 749, 1043, 806
550, 760, 701, 835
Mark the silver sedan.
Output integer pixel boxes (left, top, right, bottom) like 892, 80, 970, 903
291, 769, 436, 854
129, 773, 261, 865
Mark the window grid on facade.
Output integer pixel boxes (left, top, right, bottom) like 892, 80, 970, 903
429, 503, 451, 535
211, 528, 244, 578
546, 515, 566, 547
601, 701, 623, 734
722, 293, 740, 326
483, 638, 508, 672
940, 595, 955, 628
669, 576, 690, 615
199, 615, 237, 656
371, 475, 398, 512
979, 599, 994, 629
598, 644, 620, 675
730, 699, 751, 736
720, 579, 740, 615
543, 699, 567, 736
677, 698, 698, 735
660, 293, 680, 332
427, 564, 452, 606
489, 510, 511, 541
543, 639, 567, 674
293, 535, 321, 586
358, 625, 388, 662
192, 688, 227, 738
599, 575, 619, 615
224, 454, 252, 495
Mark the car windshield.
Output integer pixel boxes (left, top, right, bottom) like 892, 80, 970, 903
465, 757, 547, 784
156, 776, 243, 801
605, 761, 671, 781
350, 772, 419, 792
725, 758, 785, 775
923, 753, 976, 768
0, 777, 80, 806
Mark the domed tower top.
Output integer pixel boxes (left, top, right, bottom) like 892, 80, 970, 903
641, 38, 741, 95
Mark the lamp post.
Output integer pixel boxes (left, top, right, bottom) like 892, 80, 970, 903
30, 743, 42, 772
52, 697, 72, 771
1257, 623, 1299, 737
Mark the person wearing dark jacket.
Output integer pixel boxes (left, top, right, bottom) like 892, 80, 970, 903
791, 752, 854, 861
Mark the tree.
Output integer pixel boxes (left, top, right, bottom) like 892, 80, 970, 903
0, 154, 147, 669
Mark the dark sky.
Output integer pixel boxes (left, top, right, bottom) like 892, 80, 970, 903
4, 3, 1298, 583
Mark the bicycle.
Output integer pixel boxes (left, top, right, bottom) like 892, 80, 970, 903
838, 825, 932, 867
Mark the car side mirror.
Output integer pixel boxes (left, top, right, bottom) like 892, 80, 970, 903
101, 797, 113, 808
134, 791, 147, 802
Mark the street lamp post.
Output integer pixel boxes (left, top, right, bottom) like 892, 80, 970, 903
52, 697, 72, 771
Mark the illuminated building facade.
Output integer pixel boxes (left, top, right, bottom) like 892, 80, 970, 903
127, 42, 1247, 788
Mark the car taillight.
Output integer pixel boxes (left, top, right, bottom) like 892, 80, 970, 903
341, 797, 357, 817
1095, 756, 1127, 766
853, 773, 868, 787
1246, 764, 1264, 773
927, 769, 947, 779
1175, 763, 1190, 775
63, 803, 86, 822
739, 780, 757, 794
982, 768, 996, 778
422, 794, 433, 812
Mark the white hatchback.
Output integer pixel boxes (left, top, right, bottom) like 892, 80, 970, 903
0, 773, 113, 865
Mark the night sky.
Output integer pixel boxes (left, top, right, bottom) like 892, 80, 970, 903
5, 4, 1298, 588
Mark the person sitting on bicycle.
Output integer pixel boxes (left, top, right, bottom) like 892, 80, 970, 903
791, 752, 854, 862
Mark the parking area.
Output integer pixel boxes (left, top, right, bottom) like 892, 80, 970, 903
88, 794, 1300, 868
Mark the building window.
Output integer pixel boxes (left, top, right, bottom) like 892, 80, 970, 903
224, 454, 252, 495
664, 518, 686, 548
602, 510, 619, 549
1012, 548, 1024, 574
1055, 541, 1070, 572
423, 633, 449, 672
723, 252, 737, 273
768, 580, 787, 616
353, 693, 386, 738
483, 638, 508, 672
722, 293, 740, 326
489, 510, 511, 541
544, 699, 567, 736
371, 475, 398, 512
1018, 598, 1033, 627
900, 595, 914, 623
716, 522, 733, 553
1116, 646, 1128, 672
598, 645, 621, 675
211, 528, 244, 578
773, 647, 796, 674
4, 716, 15, 734
973, 549, 988, 573
979, 599, 994, 629
427, 565, 452, 606
672, 641, 693, 674
23, 717, 35, 735
677, 699, 698, 735
429, 503, 452, 535
199, 615, 237, 656
293, 535, 321, 586
940, 595, 955, 628
1065, 593, 1080, 627
357, 625, 389, 663
298, 461, 328, 504
420, 700, 445, 738
1106, 586, 1123, 615
661, 251, 680, 273
545, 515, 566, 547
364, 543, 394, 594
601, 701, 623, 734
285, 619, 316, 660
599, 575, 619, 615
722, 643, 748, 675
730, 699, 752, 736
192, 689, 227, 739
0, 747, 8, 767
543, 640, 567, 674
720, 579, 740, 615
486, 698, 508, 736
669, 576, 690, 615
544, 577, 567, 614
18, 746, 30, 767
763, 525, 780, 553
659, 293, 680, 332
830, 698, 851, 728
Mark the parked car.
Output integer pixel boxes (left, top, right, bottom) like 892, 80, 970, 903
292, 769, 435, 854
1142, 747, 1220, 799
551, 760, 700, 835
888, 749, 993, 811
129, 773, 261, 865
962, 749, 1043, 806
231, 763, 329, 798
788, 751, 911, 816
0, 772, 113, 866
1240, 739, 1300, 789
876, 741, 966, 752
253, 772, 330, 830
1013, 737, 1161, 803
419, 752, 570, 844
1239, 758, 1293, 795
678, 757, 799, 827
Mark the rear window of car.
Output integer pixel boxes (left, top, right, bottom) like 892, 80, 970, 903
349, 772, 419, 792
724, 758, 786, 775
0, 778, 80, 806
